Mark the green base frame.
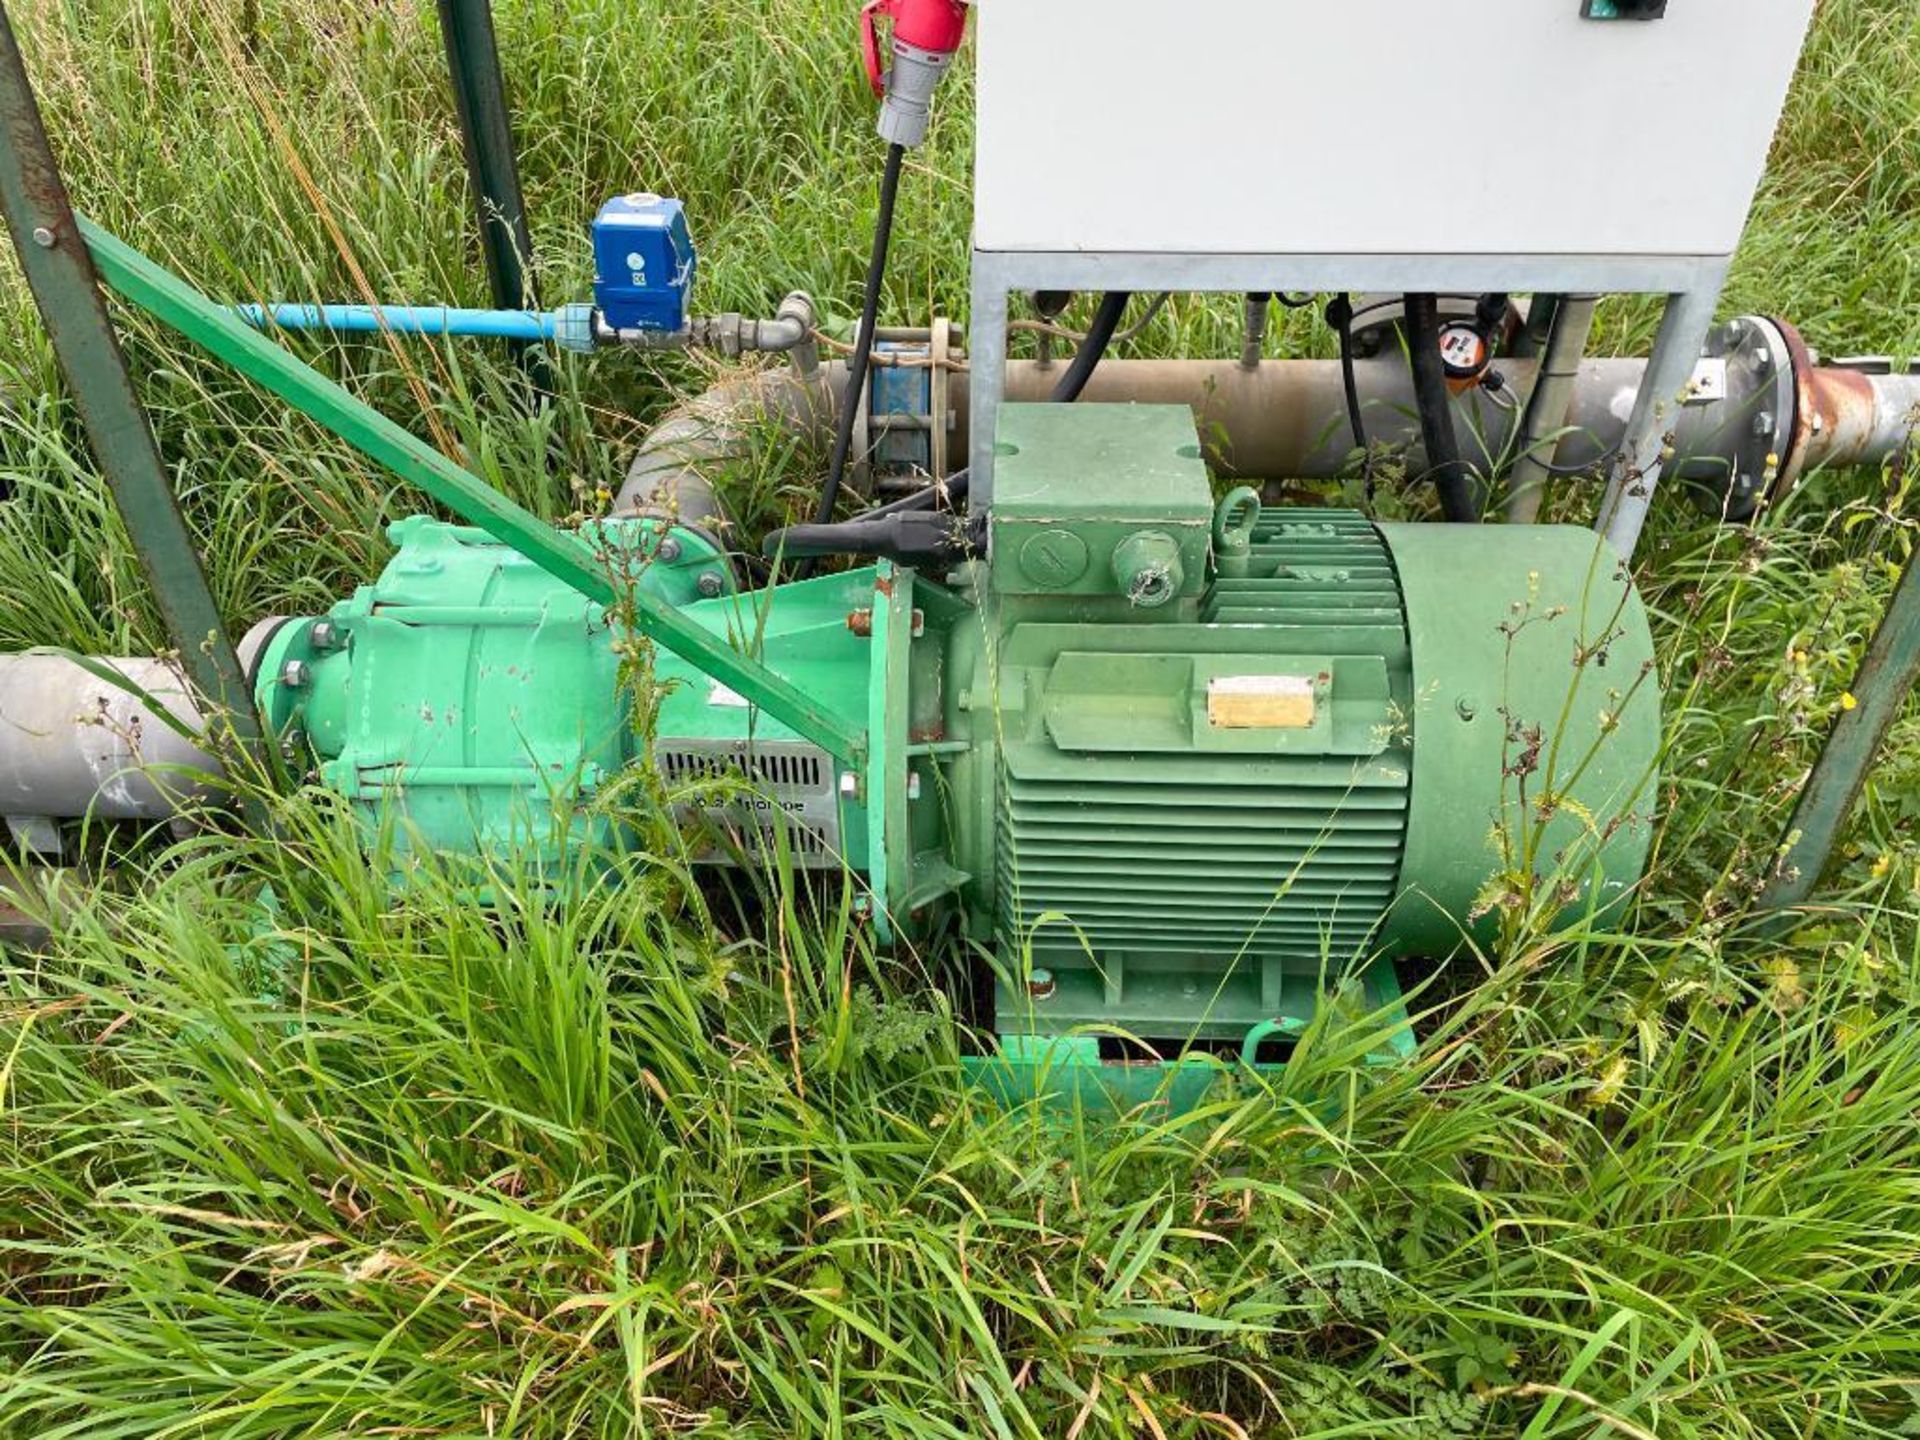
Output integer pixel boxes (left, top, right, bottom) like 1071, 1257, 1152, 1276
962, 955, 1414, 1113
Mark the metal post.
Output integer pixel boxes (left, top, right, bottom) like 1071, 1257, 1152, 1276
0, 7, 268, 782
966, 251, 1011, 510
1507, 294, 1598, 523
435, 0, 550, 387
1596, 279, 1726, 558
1760, 542, 1920, 910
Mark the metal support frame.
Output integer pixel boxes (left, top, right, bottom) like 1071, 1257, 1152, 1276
437, 0, 534, 312
1595, 283, 1729, 557
0, 8, 269, 784
435, 0, 551, 389
967, 248, 1732, 560
1761, 540, 1920, 911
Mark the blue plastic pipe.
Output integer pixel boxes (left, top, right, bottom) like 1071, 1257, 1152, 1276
235, 303, 560, 341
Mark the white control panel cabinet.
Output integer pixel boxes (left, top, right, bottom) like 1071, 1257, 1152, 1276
973, 0, 1816, 262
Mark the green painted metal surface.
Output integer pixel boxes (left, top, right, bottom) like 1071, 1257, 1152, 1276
989, 405, 1211, 606
1762, 539, 1920, 910
962, 956, 1413, 1113
0, 16, 268, 789
1381, 521, 1660, 950
76, 217, 861, 762
259, 516, 723, 862
215, 396, 1659, 1110
926, 406, 1659, 1085
953, 502, 1414, 1043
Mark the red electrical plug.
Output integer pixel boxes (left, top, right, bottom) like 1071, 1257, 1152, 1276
861, 0, 968, 148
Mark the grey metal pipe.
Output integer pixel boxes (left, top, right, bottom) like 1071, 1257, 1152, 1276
1506, 295, 1599, 522
1794, 368, 1920, 480
614, 361, 846, 532
0, 655, 222, 846
617, 345, 1916, 527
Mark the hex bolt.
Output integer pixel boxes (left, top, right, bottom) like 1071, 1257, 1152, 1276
910, 608, 925, 638
1752, 411, 1775, 439
1027, 968, 1056, 1001
906, 772, 922, 801
30, 226, 54, 249
656, 536, 683, 563
839, 772, 861, 801
696, 571, 725, 598
308, 620, 341, 651
846, 608, 875, 638
278, 658, 311, 690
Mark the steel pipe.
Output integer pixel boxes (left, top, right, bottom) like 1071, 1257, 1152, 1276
616, 333, 1917, 528
0, 656, 223, 846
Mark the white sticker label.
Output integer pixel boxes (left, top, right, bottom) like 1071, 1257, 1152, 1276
1207, 674, 1317, 729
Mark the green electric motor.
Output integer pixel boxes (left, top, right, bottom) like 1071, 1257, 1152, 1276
258, 404, 1659, 1069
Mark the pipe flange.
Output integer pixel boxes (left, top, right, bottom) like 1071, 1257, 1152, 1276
1696, 315, 1798, 522
1769, 316, 1820, 506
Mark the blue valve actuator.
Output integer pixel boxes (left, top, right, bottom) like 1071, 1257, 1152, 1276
592, 194, 696, 334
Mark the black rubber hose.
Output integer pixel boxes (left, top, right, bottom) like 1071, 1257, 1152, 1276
1049, 291, 1132, 402
1404, 292, 1480, 522
812, 142, 906, 533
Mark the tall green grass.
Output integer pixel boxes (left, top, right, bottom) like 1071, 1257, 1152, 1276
1, 0, 1918, 1434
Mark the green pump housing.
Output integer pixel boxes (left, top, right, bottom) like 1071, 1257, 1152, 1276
256, 404, 1660, 1078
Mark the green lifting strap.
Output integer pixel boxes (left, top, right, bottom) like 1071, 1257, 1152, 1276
76, 217, 863, 764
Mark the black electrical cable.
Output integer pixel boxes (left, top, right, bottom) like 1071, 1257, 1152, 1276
1049, 291, 1131, 402
1403, 292, 1480, 523
811, 141, 906, 539
1325, 294, 1380, 505
1326, 294, 1369, 457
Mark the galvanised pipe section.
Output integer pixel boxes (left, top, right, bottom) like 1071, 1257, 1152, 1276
985, 357, 1920, 488
1790, 365, 1920, 487
0, 656, 224, 842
